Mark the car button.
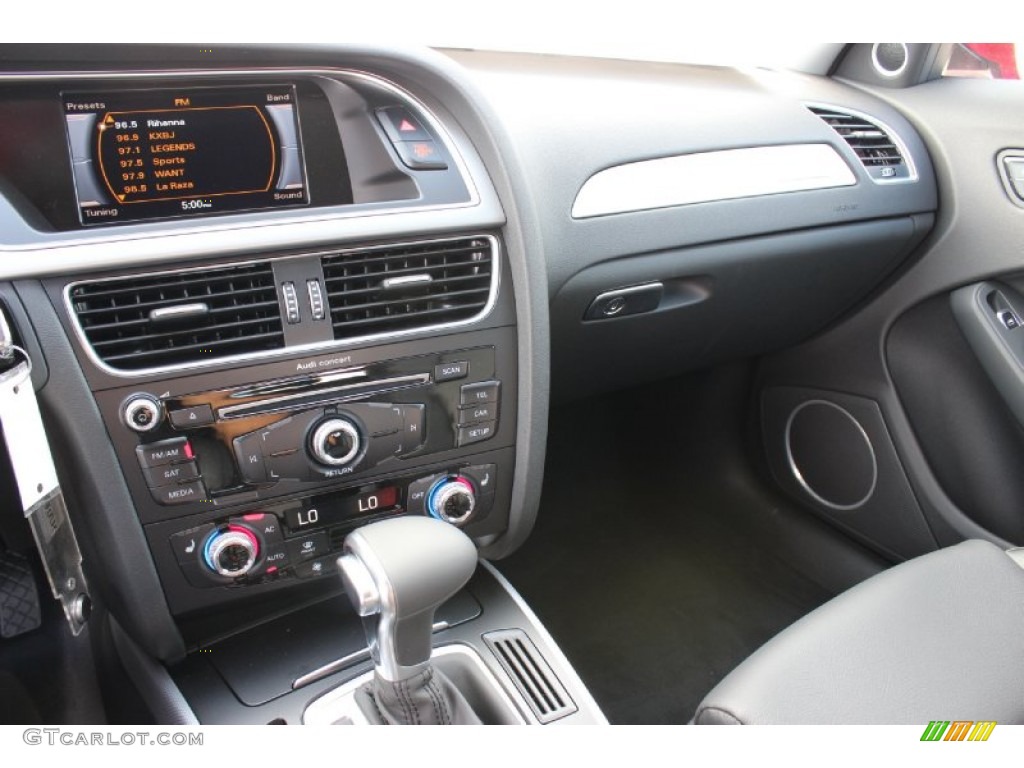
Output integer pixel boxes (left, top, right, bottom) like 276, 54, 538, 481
458, 403, 497, 426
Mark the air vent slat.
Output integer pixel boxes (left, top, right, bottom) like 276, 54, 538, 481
72, 286, 274, 317
324, 272, 491, 303
80, 300, 282, 333
483, 629, 577, 724
329, 287, 490, 317
809, 105, 911, 182
69, 262, 284, 372
101, 331, 284, 366
90, 316, 280, 350
321, 237, 495, 341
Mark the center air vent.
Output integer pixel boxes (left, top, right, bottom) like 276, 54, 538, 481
321, 237, 495, 341
809, 106, 914, 182
68, 262, 284, 372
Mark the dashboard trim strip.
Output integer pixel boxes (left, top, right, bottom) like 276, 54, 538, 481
571, 143, 857, 219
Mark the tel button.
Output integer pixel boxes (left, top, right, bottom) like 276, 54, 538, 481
459, 381, 499, 406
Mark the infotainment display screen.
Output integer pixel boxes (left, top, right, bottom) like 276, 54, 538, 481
62, 85, 308, 225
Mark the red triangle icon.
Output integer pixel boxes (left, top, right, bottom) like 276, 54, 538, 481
398, 119, 417, 132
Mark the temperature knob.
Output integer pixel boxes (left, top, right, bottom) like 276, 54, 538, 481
310, 417, 362, 467
203, 525, 260, 577
427, 476, 477, 526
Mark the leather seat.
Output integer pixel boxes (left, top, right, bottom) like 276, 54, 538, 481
693, 540, 1024, 724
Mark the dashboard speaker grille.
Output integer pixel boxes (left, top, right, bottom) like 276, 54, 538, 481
484, 629, 577, 723
809, 106, 912, 181
321, 237, 494, 340
69, 262, 284, 371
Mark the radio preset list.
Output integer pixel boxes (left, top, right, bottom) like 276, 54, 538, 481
63, 85, 308, 224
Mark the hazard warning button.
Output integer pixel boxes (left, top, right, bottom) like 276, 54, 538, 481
376, 107, 432, 142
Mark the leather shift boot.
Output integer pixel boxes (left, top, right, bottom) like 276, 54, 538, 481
355, 666, 482, 725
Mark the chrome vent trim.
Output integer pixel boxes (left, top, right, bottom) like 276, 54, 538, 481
484, 629, 577, 723
322, 236, 497, 340
68, 262, 284, 372
808, 104, 917, 184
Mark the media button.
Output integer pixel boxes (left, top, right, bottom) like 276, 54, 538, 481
150, 480, 207, 506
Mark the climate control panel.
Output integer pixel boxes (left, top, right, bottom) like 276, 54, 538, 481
165, 462, 498, 593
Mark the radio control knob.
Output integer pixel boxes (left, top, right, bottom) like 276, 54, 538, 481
123, 394, 163, 433
427, 477, 477, 526
203, 526, 259, 578
310, 418, 362, 467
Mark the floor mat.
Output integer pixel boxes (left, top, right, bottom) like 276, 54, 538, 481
497, 375, 880, 724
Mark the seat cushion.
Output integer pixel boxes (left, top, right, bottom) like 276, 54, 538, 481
693, 539, 1024, 724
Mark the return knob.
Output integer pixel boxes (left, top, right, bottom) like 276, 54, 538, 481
310, 417, 362, 467
427, 476, 476, 526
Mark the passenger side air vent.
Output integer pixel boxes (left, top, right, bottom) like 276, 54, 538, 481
809, 106, 914, 182
484, 629, 577, 723
68, 262, 284, 372
321, 237, 495, 341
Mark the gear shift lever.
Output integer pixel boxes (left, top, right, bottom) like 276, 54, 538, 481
337, 516, 481, 724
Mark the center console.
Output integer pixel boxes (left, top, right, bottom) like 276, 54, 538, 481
0, 46, 601, 726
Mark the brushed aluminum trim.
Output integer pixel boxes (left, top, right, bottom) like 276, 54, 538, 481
571, 143, 857, 219
783, 399, 879, 512
63, 233, 500, 379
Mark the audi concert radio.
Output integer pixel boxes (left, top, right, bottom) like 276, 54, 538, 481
99, 345, 511, 603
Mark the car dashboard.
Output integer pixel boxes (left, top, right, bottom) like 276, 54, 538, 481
0, 43, 951, 725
